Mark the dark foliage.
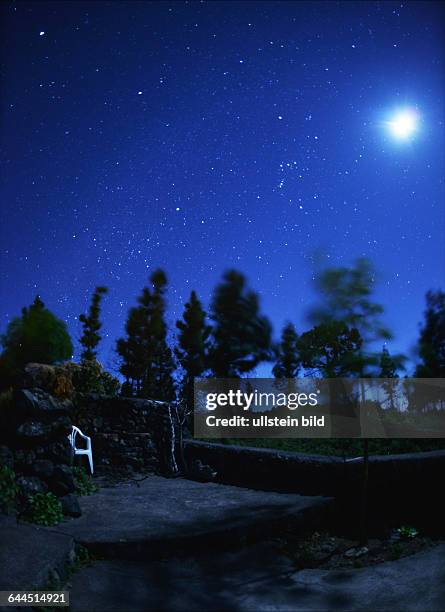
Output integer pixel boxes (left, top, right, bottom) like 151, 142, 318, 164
297, 320, 363, 378
175, 291, 211, 409
273, 323, 300, 378
209, 270, 272, 377
0, 297, 73, 389
79, 286, 108, 361
117, 270, 176, 401
415, 289, 445, 377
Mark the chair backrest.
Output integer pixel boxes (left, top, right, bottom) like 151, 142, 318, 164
69, 425, 82, 448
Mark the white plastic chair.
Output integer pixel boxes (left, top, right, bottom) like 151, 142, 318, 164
68, 426, 94, 474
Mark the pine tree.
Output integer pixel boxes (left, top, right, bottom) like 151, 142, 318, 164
0, 296, 73, 387
415, 290, 445, 377
140, 270, 176, 401
378, 346, 398, 377
116, 305, 147, 395
175, 291, 211, 409
79, 286, 108, 361
209, 270, 272, 377
378, 345, 398, 410
272, 323, 300, 378
117, 270, 176, 401
297, 321, 363, 378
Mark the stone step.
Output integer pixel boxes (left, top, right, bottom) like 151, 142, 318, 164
67, 542, 445, 612
52, 475, 333, 559
0, 516, 75, 592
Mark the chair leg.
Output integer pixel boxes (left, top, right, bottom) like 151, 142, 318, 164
88, 451, 94, 475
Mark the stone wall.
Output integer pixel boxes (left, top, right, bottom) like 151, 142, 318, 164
0, 387, 80, 516
0, 369, 178, 519
70, 395, 178, 476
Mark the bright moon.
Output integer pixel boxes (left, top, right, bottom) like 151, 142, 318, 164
387, 109, 419, 140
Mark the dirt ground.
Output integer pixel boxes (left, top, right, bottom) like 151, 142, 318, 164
274, 529, 442, 570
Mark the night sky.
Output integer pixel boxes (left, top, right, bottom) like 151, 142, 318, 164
1, 1, 444, 374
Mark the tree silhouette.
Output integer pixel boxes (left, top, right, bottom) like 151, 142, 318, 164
176, 290, 211, 410
308, 258, 391, 375
272, 323, 300, 378
117, 270, 176, 400
415, 289, 445, 377
117, 304, 148, 396
79, 286, 108, 361
378, 346, 399, 411
297, 321, 363, 378
209, 270, 272, 377
378, 345, 398, 378
0, 297, 73, 387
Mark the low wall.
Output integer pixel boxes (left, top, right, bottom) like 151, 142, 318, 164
184, 440, 344, 495
71, 395, 177, 476
184, 441, 445, 532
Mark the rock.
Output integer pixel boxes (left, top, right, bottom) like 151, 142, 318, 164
49, 416, 72, 438
32, 460, 54, 480
189, 459, 217, 482
92, 417, 103, 429
14, 388, 40, 416
60, 494, 82, 517
15, 388, 70, 419
38, 440, 73, 465
20, 363, 57, 390
17, 476, 48, 498
0, 445, 14, 469
125, 456, 143, 471
344, 546, 369, 558
16, 420, 50, 444
50, 465, 75, 495
13, 449, 36, 472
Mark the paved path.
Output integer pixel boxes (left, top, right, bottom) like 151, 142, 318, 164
0, 516, 74, 591
53, 476, 331, 556
68, 542, 445, 611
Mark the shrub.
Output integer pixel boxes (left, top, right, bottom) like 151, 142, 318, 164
397, 525, 418, 539
73, 466, 98, 496
71, 360, 120, 396
0, 297, 73, 388
25, 360, 121, 399
24, 492, 64, 526
0, 464, 18, 513
52, 369, 75, 399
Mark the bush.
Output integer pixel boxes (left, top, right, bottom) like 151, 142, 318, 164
397, 525, 418, 539
24, 492, 63, 526
73, 466, 98, 496
22, 361, 121, 399
52, 369, 75, 399
0, 297, 73, 388
71, 360, 120, 396
0, 464, 18, 513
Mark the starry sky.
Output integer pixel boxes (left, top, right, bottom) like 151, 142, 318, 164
1, 1, 444, 374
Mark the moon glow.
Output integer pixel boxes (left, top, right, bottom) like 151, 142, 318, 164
387, 108, 419, 140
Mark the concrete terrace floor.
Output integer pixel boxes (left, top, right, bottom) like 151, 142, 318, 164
1, 475, 444, 611
52, 475, 332, 555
